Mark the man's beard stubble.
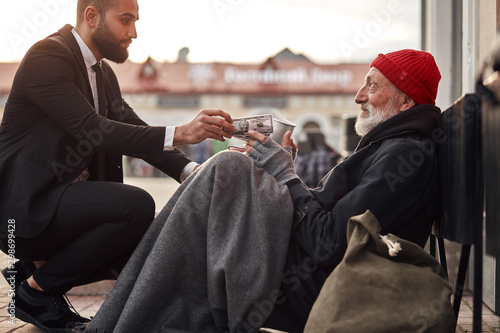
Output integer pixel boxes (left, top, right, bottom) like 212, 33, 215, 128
354, 99, 401, 137
92, 21, 130, 64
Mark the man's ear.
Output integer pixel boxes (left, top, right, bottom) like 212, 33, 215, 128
400, 95, 416, 111
84, 6, 100, 28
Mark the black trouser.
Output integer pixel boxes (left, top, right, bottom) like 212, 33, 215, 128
10, 181, 155, 294
264, 237, 331, 333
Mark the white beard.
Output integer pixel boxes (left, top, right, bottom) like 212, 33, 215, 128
354, 100, 401, 137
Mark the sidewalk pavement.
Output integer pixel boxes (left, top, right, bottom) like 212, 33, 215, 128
0, 177, 499, 332
0, 275, 498, 333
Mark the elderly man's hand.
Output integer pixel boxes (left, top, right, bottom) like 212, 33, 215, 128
245, 130, 298, 185
245, 130, 297, 151
173, 109, 235, 146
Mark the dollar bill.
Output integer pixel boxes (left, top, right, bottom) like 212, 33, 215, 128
227, 114, 273, 141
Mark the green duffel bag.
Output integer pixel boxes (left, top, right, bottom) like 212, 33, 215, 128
305, 210, 456, 333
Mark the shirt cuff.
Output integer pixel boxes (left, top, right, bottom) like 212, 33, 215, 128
164, 126, 176, 151
180, 162, 199, 183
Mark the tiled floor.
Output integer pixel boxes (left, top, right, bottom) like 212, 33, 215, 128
455, 294, 500, 332
0, 278, 498, 332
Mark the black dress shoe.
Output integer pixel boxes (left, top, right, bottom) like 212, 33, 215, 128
2, 260, 36, 291
14, 280, 90, 332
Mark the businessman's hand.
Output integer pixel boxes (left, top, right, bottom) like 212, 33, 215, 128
173, 109, 235, 146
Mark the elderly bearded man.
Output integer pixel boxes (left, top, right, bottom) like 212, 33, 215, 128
85, 49, 441, 333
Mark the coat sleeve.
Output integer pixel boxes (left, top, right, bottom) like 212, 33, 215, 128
20, 38, 166, 157
287, 137, 438, 268
20, 38, 192, 181
103, 67, 193, 181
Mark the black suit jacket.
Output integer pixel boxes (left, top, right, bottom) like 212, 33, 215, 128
0, 25, 192, 238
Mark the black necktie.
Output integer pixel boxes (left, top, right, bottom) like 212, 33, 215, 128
92, 61, 107, 180
92, 62, 107, 116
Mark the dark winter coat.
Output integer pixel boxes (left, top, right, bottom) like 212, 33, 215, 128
0, 25, 192, 238
266, 104, 441, 332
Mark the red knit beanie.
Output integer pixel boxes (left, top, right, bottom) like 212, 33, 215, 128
370, 49, 441, 105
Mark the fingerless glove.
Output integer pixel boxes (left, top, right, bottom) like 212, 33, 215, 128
249, 139, 298, 185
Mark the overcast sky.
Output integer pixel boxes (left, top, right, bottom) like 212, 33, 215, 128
0, 0, 421, 64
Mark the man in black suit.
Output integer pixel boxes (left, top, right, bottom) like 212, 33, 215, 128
0, 0, 235, 331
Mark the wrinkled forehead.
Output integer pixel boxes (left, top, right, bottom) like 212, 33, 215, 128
366, 67, 386, 82
366, 67, 399, 90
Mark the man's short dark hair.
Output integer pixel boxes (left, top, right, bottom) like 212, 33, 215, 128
76, 0, 118, 25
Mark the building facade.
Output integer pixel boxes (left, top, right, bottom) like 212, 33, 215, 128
423, 0, 500, 314
0, 48, 368, 164
110, 48, 368, 157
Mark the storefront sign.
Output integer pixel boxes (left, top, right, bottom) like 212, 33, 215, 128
224, 67, 353, 86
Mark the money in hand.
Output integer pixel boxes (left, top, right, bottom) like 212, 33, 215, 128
227, 114, 273, 141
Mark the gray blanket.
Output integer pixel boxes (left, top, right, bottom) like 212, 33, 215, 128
86, 151, 294, 333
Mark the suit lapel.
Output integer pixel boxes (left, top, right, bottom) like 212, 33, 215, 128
57, 24, 95, 109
